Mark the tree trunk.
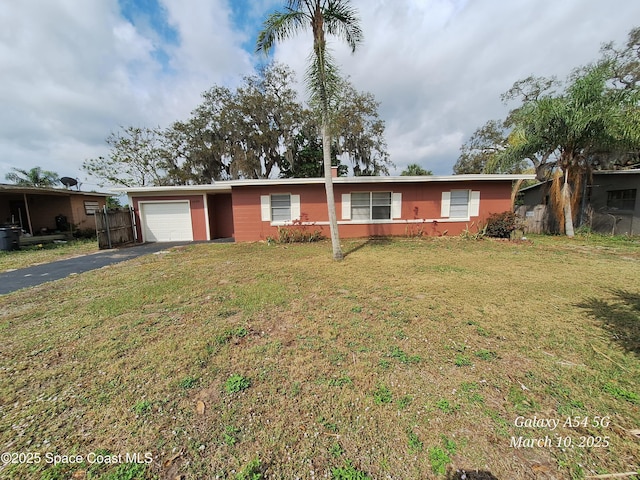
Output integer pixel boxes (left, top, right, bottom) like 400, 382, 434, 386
562, 169, 575, 237
322, 122, 343, 260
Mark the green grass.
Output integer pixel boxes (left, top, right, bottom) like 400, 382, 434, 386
0, 237, 98, 271
0, 236, 639, 479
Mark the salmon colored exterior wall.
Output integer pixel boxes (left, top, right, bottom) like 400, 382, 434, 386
131, 195, 209, 242
231, 181, 514, 242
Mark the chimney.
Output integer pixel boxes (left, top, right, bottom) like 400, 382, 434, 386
331, 166, 339, 178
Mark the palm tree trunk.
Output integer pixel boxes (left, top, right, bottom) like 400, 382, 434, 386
562, 168, 575, 237
322, 122, 343, 260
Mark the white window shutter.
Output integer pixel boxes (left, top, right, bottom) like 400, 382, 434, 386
391, 192, 402, 219
469, 191, 480, 217
260, 195, 271, 221
291, 194, 301, 221
440, 191, 451, 218
342, 193, 351, 220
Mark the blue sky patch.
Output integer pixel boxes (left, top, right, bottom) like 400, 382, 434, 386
118, 0, 179, 70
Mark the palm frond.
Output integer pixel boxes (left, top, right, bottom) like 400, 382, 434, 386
256, 10, 309, 55
323, 0, 363, 52
305, 46, 341, 115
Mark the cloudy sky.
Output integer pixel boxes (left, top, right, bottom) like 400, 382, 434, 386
1, 0, 639, 189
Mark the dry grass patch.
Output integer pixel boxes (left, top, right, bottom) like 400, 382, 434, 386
0, 237, 638, 479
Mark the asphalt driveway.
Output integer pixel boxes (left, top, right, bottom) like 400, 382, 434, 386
0, 242, 193, 295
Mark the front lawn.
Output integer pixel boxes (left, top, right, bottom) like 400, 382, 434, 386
0, 236, 638, 479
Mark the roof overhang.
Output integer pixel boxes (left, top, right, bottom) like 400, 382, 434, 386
519, 169, 640, 193
115, 174, 536, 196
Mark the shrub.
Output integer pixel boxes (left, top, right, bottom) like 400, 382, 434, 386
484, 211, 520, 238
277, 217, 325, 243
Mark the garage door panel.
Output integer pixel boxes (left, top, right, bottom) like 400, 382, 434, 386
141, 202, 193, 242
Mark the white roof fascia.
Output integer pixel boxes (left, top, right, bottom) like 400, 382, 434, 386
114, 174, 536, 195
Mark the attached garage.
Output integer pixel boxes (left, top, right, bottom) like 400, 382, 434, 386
139, 201, 194, 242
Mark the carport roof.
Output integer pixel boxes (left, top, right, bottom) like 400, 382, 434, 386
0, 184, 111, 197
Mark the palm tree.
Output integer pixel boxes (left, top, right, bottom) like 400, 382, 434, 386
256, 0, 363, 260
5, 167, 59, 188
401, 163, 433, 176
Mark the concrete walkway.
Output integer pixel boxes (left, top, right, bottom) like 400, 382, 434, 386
0, 242, 193, 295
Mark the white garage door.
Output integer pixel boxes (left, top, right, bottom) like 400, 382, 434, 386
140, 201, 193, 242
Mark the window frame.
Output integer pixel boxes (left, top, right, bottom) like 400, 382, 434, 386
606, 189, 636, 211
350, 191, 393, 221
84, 200, 100, 215
260, 193, 300, 224
441, 190, 480, 219
270, 194, 291, 222
449, 189, 470, 219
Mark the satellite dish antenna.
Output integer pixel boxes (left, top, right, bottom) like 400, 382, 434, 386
60, 177, 78, 189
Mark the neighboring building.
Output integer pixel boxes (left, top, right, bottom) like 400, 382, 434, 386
117, 174, 534, 243
518, 169, 640, 235
0, 184, 110, 235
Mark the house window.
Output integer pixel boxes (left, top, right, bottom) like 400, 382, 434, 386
449, 190, 470, 218
84, 201, 100, 215
261, 194, 300, 223
607, 189, 636, 211
351, 192, 392, 220
270, 194, 291, 222
441, 190, 480, 218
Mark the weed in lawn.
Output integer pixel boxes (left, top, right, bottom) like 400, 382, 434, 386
435, 399, 459, 414
394, 329, 408, 340
378, 359, 391, 370
289, 381, 301, 397
397, 395, 413, 410
327, 375, 353, 387
454, 354, 472, 367
235, 457, 263, 480
389, 346, 421, 364
132, 400, 152, 415
331, 460, 372, 480
225, 374, 251, 394
99, 462, 148, 480
484, 408, 511, 437
460, 382, 485, 404
214, 326, 249, 345
474, 349, 497, 361
318, 416, 339, 433
602, 383, 639, 404
178, 376, 199, 390
428, 446, 451, 475
428, 435, 457, 475
407, 430, 423, 452
373, 384, 393, 405
476, 326, 490, 337
508, 386, 539, 413
329, 441, 344, 457
442, 434, 458, 455
223, 425, 240, 446
329, 351, 348, 365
